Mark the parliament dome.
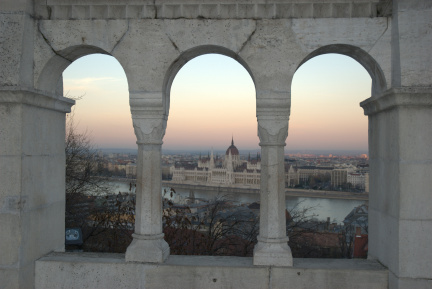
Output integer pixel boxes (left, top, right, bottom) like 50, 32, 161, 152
226, 138, 239, 156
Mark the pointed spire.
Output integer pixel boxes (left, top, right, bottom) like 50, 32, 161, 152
209, 148, 215, 169
227, 149, 233, 172
231, 135, 234, 146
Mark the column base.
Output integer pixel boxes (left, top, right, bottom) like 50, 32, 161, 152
253, 237, 293, 267
125, 233, 170, 263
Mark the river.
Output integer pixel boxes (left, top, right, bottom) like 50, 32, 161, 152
108, 181, 367, 224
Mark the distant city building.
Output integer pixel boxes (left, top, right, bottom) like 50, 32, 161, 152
286, 165, 299, 187
126, 162, 137, 178
170, 139, 369, 192
347, 173, 368, 190
297, 166, 333, 183
171, 138, 261, 187
331, 169, 348, 188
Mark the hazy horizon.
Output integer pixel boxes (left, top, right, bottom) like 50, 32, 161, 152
63, 53, 370, 152
98, 147, 368, 156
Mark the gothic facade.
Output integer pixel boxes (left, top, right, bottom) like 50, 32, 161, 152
171, 139, 261, 186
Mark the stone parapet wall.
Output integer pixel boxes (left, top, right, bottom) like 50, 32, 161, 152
36, 253, 388, 289
33, 0, 389, 20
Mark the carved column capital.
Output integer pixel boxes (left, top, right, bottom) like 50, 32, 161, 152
256, 90, 290, 146
257, 119, 288, 146
130, 91, 167, 145
132, 116, 167, 145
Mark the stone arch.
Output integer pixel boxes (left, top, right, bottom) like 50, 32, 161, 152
295, 44, 387, 97
162, 45, 256, 117
36, 45, 128, 95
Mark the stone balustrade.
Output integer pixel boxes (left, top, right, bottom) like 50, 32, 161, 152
33, 0, 388, 20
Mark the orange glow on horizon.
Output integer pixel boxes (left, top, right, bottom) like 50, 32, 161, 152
63, 53, 370, 152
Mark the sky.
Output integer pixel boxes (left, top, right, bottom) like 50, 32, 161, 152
63, 53, 371, 153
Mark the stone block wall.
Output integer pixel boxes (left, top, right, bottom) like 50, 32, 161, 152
0, 90, 73, 289
35, 254, 389, 289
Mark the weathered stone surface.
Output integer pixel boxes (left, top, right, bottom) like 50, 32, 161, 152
31, 0, 386, 20
389, 271, 432, 289
398, 220, 432, 278
35, 20, 129, 92
0, 268, 19, 289
394, 6, 432, 86
125, 235, 170, 263
0, 91, 72, 288
0, 102, 22, 155
111, 20, 178, 92
254, 116, 292, 266
35, 253, 388, 289
0, 155, 21, 208
125, 116, 170, 263
273, 258, 388, 289
362, 86, 432, 286
1, 0, 33, 13
19, 202, 66, 264
291, 18, 389, 57
0, 15, 25, 86
164, 19, 256, 55
0, 213, 21, 266
240, 19, 304, 92
2, 0, 432, 288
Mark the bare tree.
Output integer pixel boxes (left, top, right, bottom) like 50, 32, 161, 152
286, 201, 339, 258
338, 225, 354, 258
162, 192, 259, 256
65, 112, 116, 249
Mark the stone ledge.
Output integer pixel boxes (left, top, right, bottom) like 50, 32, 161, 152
361, 87, 432, 116
33, 1, 384, 20
0, 89, 74, 113
36, 252, 388, 289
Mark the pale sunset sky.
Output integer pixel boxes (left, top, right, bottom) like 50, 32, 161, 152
63, 53, 371, 153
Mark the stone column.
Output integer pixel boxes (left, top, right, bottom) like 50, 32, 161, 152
361, 88, 432, 289
0, 90, 74, 288
253, 114, 293, 266
125, 112, 170, 263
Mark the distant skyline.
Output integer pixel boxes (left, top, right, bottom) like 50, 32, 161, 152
63, 53, 370, 152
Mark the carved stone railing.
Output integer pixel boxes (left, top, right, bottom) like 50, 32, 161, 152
34, 0, 388, 20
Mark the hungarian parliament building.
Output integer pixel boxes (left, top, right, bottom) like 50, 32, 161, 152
170, 138, 262, 187
170, 138, 369, 192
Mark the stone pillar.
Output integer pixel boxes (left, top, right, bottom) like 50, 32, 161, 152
125, 108, 170, 263
361, 88, 432, 289
0, 90, 73, 288
253, 114, 293, 267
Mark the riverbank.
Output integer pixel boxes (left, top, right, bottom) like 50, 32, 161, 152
104, 178, 368, 201
104, 178, 366, 222
162, 181, 368, 201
